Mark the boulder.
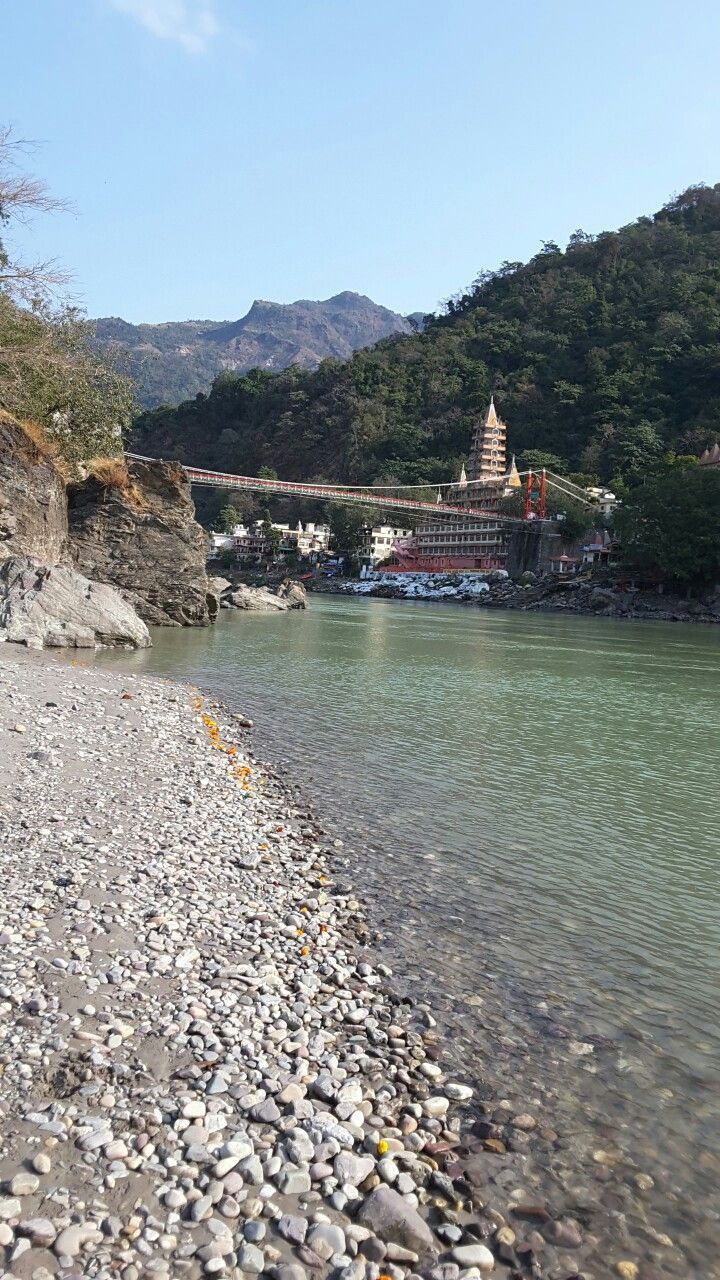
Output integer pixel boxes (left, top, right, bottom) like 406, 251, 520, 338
0, 413, 68, 565
588, 586, 619, 611
277, 579, 307, 609
356, 1184, 436, 1256
0, 556, 150, 649
225, 584, 290, 612
68, 459, 211, 626
206, 575, 233, 622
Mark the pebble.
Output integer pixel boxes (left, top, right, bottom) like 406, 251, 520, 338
10, 1172, 40, 1197
0, 652, 686, 1280
18, 1218, 56, 1247
451, 1244, 496, 1271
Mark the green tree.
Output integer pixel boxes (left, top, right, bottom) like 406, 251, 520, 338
261, 511, 281, 554
258, 464, 278, 480
133, 183, 720, 491
219, 503, 240, 533
327, 503, 375, 558
519, 450, 569, 475
616, 466, 720, 588
553, 496, 595, 543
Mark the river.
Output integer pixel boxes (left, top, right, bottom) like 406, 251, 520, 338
100, 596, 720, 1272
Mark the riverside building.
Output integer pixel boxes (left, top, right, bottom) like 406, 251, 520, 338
409, 398, 521, 571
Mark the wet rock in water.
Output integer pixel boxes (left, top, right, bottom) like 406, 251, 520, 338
545, 1218, 583, 1248
451, 1242, 496, 1270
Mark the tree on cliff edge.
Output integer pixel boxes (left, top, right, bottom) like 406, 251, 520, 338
0, 126, 135, 462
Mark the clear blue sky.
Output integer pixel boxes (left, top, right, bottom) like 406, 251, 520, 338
4, 0, 720, 322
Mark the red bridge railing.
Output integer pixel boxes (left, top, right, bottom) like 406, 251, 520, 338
125, 455, 521, 522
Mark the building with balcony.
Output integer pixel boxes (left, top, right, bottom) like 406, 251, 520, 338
411, 398, 521, 570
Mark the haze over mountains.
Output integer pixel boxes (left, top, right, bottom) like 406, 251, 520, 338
94, 292, 419, 408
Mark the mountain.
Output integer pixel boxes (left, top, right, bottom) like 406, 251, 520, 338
95, 292, 415, 408
131, 185, 720, 488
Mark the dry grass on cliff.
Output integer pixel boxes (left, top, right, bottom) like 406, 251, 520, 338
86, 457, 149, 510
0, 410, 67, 476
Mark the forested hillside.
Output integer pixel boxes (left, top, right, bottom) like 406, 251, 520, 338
132, 186, 720, 488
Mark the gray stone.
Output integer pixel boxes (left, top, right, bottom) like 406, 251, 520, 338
450, 1244, 495, 1271
306, 1223, 346, 1260
334, 1151, 375, 1186
278, 1215, 308, 1246
9, 1172, 39, 1197
251, 1098, 281, 1123
18, 1217, 56, 1247
0, 557, 150, 650
275, 1165, 311, 1195
236, 1242, 265, 1273
54, 1223, 104, 1257
356, 1185, 436, 1255
274, 1268, 308, 1280
68, 459, 212, 627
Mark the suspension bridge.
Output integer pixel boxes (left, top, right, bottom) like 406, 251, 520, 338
125, 454, 597, 523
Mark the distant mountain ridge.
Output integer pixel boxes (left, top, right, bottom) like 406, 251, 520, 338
94, 292, 416, 408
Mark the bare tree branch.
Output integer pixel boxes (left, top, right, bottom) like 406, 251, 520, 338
0, 125, 73, 308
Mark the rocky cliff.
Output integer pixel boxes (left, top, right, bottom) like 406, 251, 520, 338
93, 292, 414, 408
0, 413, 68, 565
68, 459, 212, 626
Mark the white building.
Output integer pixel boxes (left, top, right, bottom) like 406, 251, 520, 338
360, 524, 413, 568
586, 486, 618, 516
211, 519, 332, 561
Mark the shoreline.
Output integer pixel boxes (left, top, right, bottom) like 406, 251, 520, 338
0, 646, 677, 1280
313, 577, 720, 625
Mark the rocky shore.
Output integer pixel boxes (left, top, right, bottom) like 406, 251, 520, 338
318, 573, 720, 624
0, 650, 502, 1280
0, 649, 679, 1280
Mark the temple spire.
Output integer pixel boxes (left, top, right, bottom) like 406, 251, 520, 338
457, 464, 468, 488
506, 454, 521, 489
467, 396, 507, 481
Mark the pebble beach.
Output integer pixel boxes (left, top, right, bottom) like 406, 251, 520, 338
0, 647, 653, 1280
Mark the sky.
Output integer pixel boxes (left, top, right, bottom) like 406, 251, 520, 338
4, 0, 720, 323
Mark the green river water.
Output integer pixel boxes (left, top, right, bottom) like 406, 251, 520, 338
100, 596, 720, 1270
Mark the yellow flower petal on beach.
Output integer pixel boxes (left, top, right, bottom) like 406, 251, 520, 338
377, 1139, 389, 1155
299, 946, 309, 956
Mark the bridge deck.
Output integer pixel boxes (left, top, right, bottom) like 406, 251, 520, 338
125, 455, 523, 522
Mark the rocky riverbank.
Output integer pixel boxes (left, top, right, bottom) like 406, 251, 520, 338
317, 573, 720, 624
0, 648, 680, 1280
0, 650, 493, 1280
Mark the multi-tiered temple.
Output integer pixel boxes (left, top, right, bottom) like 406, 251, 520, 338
411, 398, 520, 570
